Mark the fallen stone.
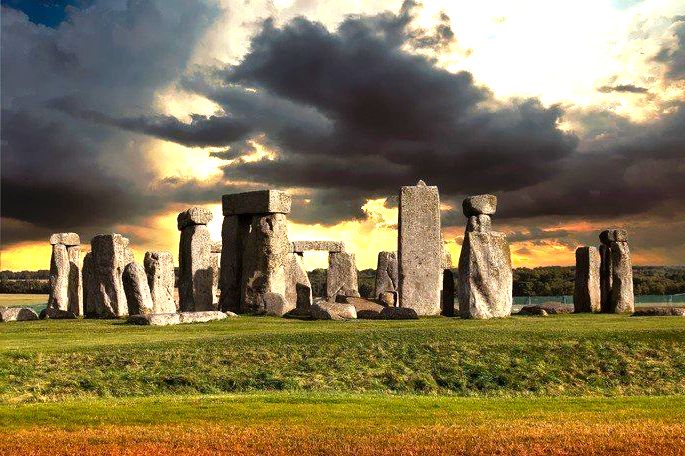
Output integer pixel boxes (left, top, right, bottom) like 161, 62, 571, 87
517, 306, 548, 317
326, 251, 360, 300
337, 296, 385, 319
123, 262, 154, 316
48, 243, 70, 311
458, 231, 513, 319
462, 194, 497, 216
310, 302, 357, 320
0, 307, 39, 322
291, 240, 345, 253
609, 241, 634, 313
632, 307, 685, 317
398, 181, 442, 316
466, 215, 492, 233
574, 246, 601, 313
373, 251, 398, 302
262, 292, 290, 316
127, 313, 180, 326
179, 311, 228, 323
49, 232, 80, 246
40, 307, 77, 319
379, 307, 419, 320
177, 206, 213, 230
144, 251, 177, 314
530, 302, 574, 314
222, 190, 291, 215
224, 311, 239, 317
178, 223, 215, 312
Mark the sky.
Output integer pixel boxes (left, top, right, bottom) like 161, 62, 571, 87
1, 0, 684, 272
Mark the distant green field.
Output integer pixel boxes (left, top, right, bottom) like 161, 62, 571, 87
0, 293, 47, 310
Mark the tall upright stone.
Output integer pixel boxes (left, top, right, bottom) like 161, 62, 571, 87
66, 245, 83, 316
327, 251, 360, 300
598, 229, 634, 313
82, 252, 97, 317
48, 233, 82, 315
210, 241, 222, 307
144, 251, 177, 314
123, 262, 154, 315
574, 246, 601, 313
374, 251, 398, 304
458, 195, 513, 319
48, 243, 70, 311
90, 233, 130, 318
178, 207, 215, 312
599, 243, 613, 313
398, 180, 442, 316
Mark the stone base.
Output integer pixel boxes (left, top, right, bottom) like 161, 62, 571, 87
0, 307, 39, 322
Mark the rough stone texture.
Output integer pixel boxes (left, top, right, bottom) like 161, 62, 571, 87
260, 292, 290, 316
211, 245, 220, 307
90, 234, 131, 318
379, 306, 419, 320
48, 244, 70, 311
82, 252, 97, 317
373, 251, 398, 302
144, 251, 177, 314
49, 232, 80, 246
128, 313, 180, 326
326, 252, 360, 300
177, 207, 213, 230
600, 228, 628, 244
398, 181, 441, 316
442, 250, 453, 269
378, 292, 395, 306
211, 241, 222, 253
291, 241, 345, 253
462, 194, 497, 216
337, 296, 384, 319
285, 253, 312, 310
66, 245, 83, 316
222, 190, 291, 215
599, 244, 613, 313
609, 241, 634, 313
178, 224, 215, 312
466, 215, 492, 233
310, 302, 357, 320
219, 214, 251, 312
632, 307, 685, 317
123, 262, 154, 316
240, 213, 292, 314
40, 307, 77, 319
179, 311, 228, 324
458, 231, 513, 319
574, 246, 601, 313
0, 307, 39, 322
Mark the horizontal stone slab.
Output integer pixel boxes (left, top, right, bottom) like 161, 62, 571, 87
128, 313, 180, 326
0, 307, 39, 322
177, 207, 213, 230
463, 194, 497, 216
40, 307, 77, 319
222, 190, 291, 215
49, 233, 80, 246
179, 311, 228, 323
291, 240, 345, 253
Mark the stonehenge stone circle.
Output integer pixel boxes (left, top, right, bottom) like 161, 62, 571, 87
573, 246, 601, 313
599, 229, 634, 313
143, 251, 177, 314
398, 180, 442, 316
90, 233, 131, 318
178, 207, 215, 312
326, 251, 360, 300
373, 251, 398, 304
122, 262, 154, 316
458, 195, 513, 319
48, 233, 83, 316
222, 190, 291, 215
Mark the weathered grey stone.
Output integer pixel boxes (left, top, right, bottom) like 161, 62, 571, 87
144, 251, 177, 314
179, 311, 228, 323
326, 252, 360, 300
82, 252, 97, 317
285, 253, 312, 310
574, 246, 601, 313
49, 232, 80, 246
398, 181, 441, 316
260, 292, 290, 316
458, 231, 513, 319
224, 311, 239, 317
40, 307, 77, 319
337, 296, 384, 319
518, 303, 573, 315
90, 233, 130, 318
632, 307, 685, 317
465, 215, 492, 233
48, 244, 70, 311
128, 313, 180, 326
517, 307, 548, 317
442, 250, 453, 269
599, 244, 613, 312
178, 224, 215, 312
600, 228, 628, 244
609, 241, 634, 313
373, 251, 398, 302
291, 241, 345, 253
462, 194, 497, 216
379, 306, 419, 320
222, 190, 291, 215
123, 262, 154, 316
210, 243, 221, 306
240, 213, 292, 314
66, 245, 83, 316
219, 214, 251, 312
177, 206, 213, 230
310, 302, 357, 320
0, 307, 39, 322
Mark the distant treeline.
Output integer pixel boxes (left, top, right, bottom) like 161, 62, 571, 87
2, 266, 684, 296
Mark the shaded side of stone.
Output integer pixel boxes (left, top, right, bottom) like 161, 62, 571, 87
373, 251, 397, 303
573, 246, 601, 313
609, 241, 634, 313
66, 245, 83, 316
48, 244, 70, 311
326, 252, 360, 301
144, 251, 177, 314
219, 214, 251, 312
123, 262, 154, 316
178, 224, 215, 312
599, 244, 613, 313
285, 252, 312, 310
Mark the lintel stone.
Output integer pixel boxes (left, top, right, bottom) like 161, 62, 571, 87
177, 207, 213, 230
222, 190, 291, 216
291, 240, 345, 253
50, 232, 80, 246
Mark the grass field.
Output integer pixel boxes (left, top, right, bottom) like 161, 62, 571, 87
1, 312, 683, 454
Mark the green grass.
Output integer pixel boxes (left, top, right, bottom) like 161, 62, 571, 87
1, 314, 683, 402
0, 293, 47, 312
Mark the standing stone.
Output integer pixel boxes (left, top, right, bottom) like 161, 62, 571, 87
466, 215, 492, 233
610, 241, 634, 313
373, 251, 398, 304
210, 241, 221, 306
144, 251, 177, 314
599, 243, 613, 313
441, 250, 455, 316
286, 252, 312, 309
462, 195, 497, 216
122, 262, 154, 315
219, 214, 251, 312
66, 245, 83, 316
82, 252, 97, 317
398, 180, 441, 316
178, 210, 215, 311
574, 246, 601, 313
91, 233, 130, 318
326, 252, 360, 300
240, 213, 292, 315
48, 244, 70, 311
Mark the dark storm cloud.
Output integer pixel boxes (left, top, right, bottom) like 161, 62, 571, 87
654, 16, 685, 80
597, 84, 649, 93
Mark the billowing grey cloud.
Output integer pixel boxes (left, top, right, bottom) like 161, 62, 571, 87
597, 84, 649, 93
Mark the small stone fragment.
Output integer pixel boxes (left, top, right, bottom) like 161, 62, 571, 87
0, 307, 39, 322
